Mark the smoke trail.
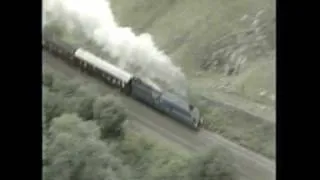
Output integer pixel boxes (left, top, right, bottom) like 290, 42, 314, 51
43, 0, 188, 97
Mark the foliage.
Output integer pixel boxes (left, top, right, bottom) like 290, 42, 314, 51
188, 147, 236, 180
93, 95, 128, 139
43, 86, 65, 124
113, 132, 236, 180
43, 114, 132, 180
50, 77, 82, 97
43, 69, 127, 139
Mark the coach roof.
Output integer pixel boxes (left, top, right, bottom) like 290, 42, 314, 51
75, 48, 133, 83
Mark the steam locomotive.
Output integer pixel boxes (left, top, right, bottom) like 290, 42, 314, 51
42, 34, 203, 130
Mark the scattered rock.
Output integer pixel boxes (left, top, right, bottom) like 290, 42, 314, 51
259, 89, 268, 96
259, 105, 267, 110
269, 94, 275, 101
195, 71, 202, 77
240, 14, 249, 21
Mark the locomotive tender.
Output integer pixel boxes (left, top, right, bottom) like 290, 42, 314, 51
42, 34, 203, 130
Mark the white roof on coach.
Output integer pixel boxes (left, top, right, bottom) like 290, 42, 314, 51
75, 48, 133, 83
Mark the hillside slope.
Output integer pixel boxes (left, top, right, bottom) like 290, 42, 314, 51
111, 1, 273, 64
110, 0, 275, 106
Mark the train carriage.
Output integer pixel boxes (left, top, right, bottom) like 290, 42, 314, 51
42, 35, 77, 61
74, 48, 133, 90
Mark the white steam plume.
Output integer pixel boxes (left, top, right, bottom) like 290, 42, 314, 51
43, 0, 188, 97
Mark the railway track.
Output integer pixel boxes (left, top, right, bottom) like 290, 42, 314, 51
43, 50, 275, 180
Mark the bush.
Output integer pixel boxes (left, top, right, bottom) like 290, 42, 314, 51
43, 114, 132, 180
42, 70, 128, 139
114, 132, 236, 180
93, 95, 128, 139
42, 86, 65, 123
188, 147, 236, 180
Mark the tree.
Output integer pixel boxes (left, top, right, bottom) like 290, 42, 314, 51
188, 147, 236, 180
74, 96, 95, 120
43, 114, 132, 180
144, 146, 189, 180
50, 78, 82, 98
43, 75, 96, 121
113, 133, 160, 180
72, 83, 104, 121
92, 95, 128, 139
43, 87, 65, 123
